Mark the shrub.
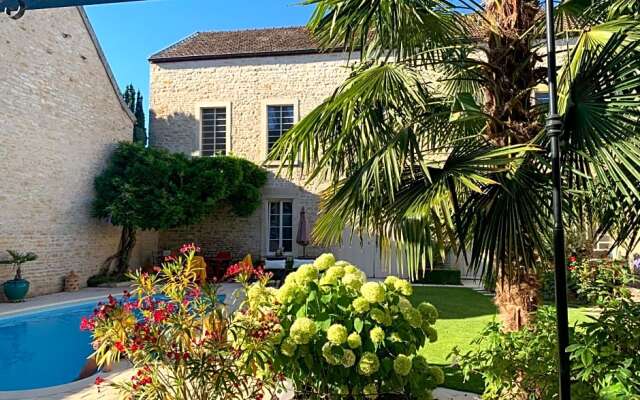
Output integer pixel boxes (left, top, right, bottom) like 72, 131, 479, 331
239, 254, 443, 399
452, 307, 561, 400
455, 294, 640, 399
568, 295, 640, 399
83, 245, 280, 399
540, 257, 631, 305
572, 259, 632, 305
413, 269, 462, 285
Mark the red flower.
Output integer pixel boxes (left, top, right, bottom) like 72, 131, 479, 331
114, 341, 126, 352
153, 309, 167, 323
95, 376, 105, 385
179, 243, 201, 254
166, 303, 176, 313
80, 317, 95, 331
569, 256, 577, 263
188, 286, 201, 299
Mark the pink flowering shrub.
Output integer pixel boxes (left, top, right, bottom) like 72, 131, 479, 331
83, 244, 281, 400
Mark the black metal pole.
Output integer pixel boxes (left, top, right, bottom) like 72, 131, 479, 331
544, 0, 572, 399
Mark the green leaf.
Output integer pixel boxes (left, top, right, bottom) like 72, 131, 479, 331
354, 318, 364, 333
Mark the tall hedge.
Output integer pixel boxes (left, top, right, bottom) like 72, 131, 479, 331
93, 142, 267, 275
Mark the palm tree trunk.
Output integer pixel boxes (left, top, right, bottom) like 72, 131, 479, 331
494, 272, 541, 331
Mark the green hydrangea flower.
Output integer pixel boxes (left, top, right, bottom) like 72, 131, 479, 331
276, 282, 298, 304
290, 317, 317, 344
393, 354, 413, 376
397, 297, 413, 314
429, 366, 445, 385
327, 324, 348, 345
284, 271, 298, 285
370, 326, 385, 345
361, 282, 385, 304
352, 297, 370, 313
369, 308, 391, 326
412, 355, 429, 373
425, 326, 438, 343
344, 264, 358, 274
384, 275, 399, 289
362, 383, 378, 399
342, 272, 364, 291
321, 342, 341, 365
417, 302, 438, 324
342, 349, 356, 368
357, 352, 380, 376
326, 265, 345, 279
394, 279, 413, 296
319, 274, 337, 286
295, 264, 319, 286
347, 332, 362, 349
280, 337, 297, 357
314, 253, 336, 271
404, 307, 423, 328
320, 266, 345, 286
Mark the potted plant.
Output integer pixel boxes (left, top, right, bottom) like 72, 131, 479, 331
1, 250, 37, 302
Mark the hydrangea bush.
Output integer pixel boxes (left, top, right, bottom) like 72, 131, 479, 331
83, 244, 281, 400
241, 253, 443, 399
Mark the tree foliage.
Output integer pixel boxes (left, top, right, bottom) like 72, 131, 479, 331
122, 84, 147, 145
270, 0, 640, 282
93, 142, 267, 274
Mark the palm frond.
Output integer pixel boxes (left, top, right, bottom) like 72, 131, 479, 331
304, 0, 464, 63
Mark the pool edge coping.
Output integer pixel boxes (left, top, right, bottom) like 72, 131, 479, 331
0, 361, 131, 400
0, 294, 114, 320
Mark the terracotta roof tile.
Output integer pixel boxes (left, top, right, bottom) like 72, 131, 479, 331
149, 26, 325, 62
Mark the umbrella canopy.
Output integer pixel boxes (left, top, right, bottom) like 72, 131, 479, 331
296, 207, 310, 256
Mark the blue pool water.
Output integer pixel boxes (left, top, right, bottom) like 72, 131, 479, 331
0, 301, 96, 391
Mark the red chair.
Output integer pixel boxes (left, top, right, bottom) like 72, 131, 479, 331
208, 251, 232, 281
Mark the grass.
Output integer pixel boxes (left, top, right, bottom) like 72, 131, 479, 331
411, 286, 594, 394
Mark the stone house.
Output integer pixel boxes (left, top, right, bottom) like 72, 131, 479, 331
148, 27, 396, 276
0, 7, 156, 297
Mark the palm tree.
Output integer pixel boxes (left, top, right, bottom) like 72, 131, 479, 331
269, 0, 640, 329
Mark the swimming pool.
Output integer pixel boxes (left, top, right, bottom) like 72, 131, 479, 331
0, 301, 97, 391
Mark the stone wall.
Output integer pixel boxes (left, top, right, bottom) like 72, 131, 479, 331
0, 8, 153, 297
150, 52, 357, 259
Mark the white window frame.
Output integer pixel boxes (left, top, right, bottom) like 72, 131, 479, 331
264, 199, 295, 256
262, 99, 299, 163
194, 101, 232, 157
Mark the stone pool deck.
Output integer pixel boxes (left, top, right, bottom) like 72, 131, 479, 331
0, 287, 481, 400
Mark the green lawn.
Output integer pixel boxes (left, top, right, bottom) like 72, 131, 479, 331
411, 286, 593, 394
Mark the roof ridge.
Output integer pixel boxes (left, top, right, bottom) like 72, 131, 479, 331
198, 25, 307, 34
148, 31, 202, 60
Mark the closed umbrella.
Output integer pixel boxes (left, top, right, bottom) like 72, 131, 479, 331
296, 207, 310, 257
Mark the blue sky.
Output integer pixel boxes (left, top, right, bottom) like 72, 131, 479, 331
85, 0, 314, 116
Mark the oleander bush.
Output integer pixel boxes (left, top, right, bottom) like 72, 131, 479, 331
83, 244, 280, 400
239, 253, 443, 399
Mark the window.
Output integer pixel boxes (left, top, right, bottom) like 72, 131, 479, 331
201, 107, 227, 156
267, 105, 295, 153
268, 200, 293, 254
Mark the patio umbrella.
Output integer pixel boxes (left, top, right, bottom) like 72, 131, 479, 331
296, 207, 310, 257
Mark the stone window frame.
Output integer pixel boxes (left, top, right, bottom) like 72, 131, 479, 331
263, 198, 296, 257
261, 98, 299, 165
194, 101, 232, 156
